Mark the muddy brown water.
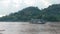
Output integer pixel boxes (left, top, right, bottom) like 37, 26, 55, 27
0, 22, 60, 34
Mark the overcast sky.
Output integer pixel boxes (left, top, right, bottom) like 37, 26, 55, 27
0, 0, 60, 17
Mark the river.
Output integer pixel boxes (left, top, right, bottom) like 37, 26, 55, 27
0, 22, 59, 34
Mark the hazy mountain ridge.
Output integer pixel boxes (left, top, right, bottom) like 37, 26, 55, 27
43, 4, 60, 21
0, 4, 60, 22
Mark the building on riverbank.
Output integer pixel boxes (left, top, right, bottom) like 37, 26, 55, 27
30, 19, 46, 24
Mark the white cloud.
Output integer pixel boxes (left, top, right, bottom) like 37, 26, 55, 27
24, 0, 36, 6
0, 0, 60, 15
39, 0, 51, 7
0, 15, 5, 17
50, 0, 60, 4
12, 0, 22, 4
0, 0, 10, 7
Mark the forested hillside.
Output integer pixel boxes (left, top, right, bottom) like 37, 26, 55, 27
0, 7, 42, 22
0, 4, 60, 22
43, 4, 60, 21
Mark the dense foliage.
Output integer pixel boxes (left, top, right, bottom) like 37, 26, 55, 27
0, 7, 42, 22
0, 4, 60, 22
43, 4, 60, 21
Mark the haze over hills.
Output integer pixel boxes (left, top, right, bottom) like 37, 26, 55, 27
0, 6, 42, 22
0, 4, 60, 22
